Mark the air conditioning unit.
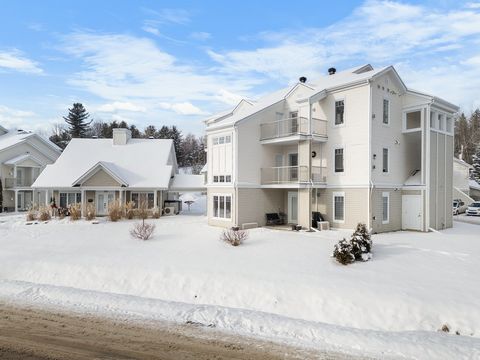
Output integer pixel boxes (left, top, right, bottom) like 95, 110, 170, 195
164, 206, 175, 216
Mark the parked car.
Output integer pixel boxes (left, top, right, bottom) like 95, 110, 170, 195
453, 199, 468, 215
466, 201, 480, 216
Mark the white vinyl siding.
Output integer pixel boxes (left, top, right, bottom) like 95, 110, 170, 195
213, 195, 231, 219
211, 132, 233, 183
382, 192, 390, 224
333, 192, 345, 223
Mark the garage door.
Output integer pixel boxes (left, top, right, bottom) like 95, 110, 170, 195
402, 195, 423, 231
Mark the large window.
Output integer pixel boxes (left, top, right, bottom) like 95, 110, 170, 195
382, 192, 390, 224
383, 99, 390, 124
59, 192, 81, 208
334, 148, 344, 173
333, 192, 345, 222
382, 148, 389, 173
335, 100, 344, 125
213, 195, 231, 219
131, 192, 155, 208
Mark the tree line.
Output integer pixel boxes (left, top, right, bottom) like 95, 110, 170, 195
50, 103, 206, 173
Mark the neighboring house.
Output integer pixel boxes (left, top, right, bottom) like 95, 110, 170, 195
453, 157, 474, 204
470, 179, 480, 201
32, 128, 204, 215
0, 125, 62, 212
204, 64, 458, 232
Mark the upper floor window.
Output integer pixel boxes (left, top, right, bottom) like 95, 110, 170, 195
335, 100, 344, 125
212, 135, 231, 145
383, 148, 389, 173
334, 148, 344, 173
383, 99, 390, 125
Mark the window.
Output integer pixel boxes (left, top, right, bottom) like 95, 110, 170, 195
213, 137, 219, 145
382, 148, 389, 173
59, 192, 81, 208
219, 175, 225, 182
225, 135, 231, 143
213, 195, 231, 219
438, 114, 444, 131
382, 192, 389, 224
213, 176, 218, 182
383, 99, 389, 124
335, 100, 344, 125
226, 175, 231, 182
333, 192, 345, 222
131, 192, 155, 208
334, 148, 344, 173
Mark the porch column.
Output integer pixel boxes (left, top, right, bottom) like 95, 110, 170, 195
153, 190, 158, 209
81, 189, 86, 217
45, 190, 49, 207
298, 188, 311, 229
14, 190, 18, 212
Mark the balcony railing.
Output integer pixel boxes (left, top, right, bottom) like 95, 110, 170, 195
311, 166, 327, 184
261, 166, 308, 184
260, 117, 327, 141
4, 177, 35, 188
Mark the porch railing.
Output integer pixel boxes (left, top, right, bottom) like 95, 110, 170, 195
4, 177, 35, 188
260, 117, 328, 141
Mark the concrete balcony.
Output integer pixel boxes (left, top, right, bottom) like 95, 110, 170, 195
260, 117, 327, 144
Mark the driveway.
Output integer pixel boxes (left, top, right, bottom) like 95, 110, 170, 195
454, 213, 480, 225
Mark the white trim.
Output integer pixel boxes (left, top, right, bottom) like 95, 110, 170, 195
382, 191, 390, 224
332, 191, 345, 223
211, 193, 232, 220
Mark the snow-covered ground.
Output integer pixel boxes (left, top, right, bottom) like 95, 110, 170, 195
0, 201, 479, 359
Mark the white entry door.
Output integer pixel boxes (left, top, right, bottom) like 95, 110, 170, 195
402, 195, 423, 231
288, 191, 298, 224
17, 192, 24, 211
96, 192, 115, 215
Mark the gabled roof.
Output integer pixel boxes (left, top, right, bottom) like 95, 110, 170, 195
33, 138, 176, 189
406, 89, 460, 112
72, 161, 130, 187
0, 129, 62, 157
205, 64, 409, 130
4, 153, 43, 166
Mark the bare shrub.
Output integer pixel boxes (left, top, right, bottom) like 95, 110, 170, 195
38, 206, 51, 221
108, 200, 122, 222
26, 207, 37, 221
130, 221, 155, 240
69, 203, 81, 221
84, 203, 96, 220
135, 199, 149, 220
125, 201, 135, 219
221, 228, 248, 246
152, 207, 161, 219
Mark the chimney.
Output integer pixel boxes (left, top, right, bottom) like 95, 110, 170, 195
112, 128, 131, 145
328, 67, 336, 75
299, 76, 307, 83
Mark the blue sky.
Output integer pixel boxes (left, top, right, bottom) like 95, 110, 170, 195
1, 0, 480, 135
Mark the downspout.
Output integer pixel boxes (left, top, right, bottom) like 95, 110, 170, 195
367, 79, 373, 232
234, 123, 239, 227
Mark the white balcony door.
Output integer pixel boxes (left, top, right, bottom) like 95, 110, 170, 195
16, 168, 25, 187
289, 111, 298, 133
288, 191, 298, 224
288, 153, 298, 181
96, 192, 115, 215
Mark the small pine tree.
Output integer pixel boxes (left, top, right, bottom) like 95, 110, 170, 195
333, 238, 355, 265
350, 223, 372, 261
63, 103, 92, 138
472, 144, 480, 183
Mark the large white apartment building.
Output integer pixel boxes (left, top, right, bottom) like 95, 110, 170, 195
204, 64, 458, 233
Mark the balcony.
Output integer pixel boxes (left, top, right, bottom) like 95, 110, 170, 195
260, 117, 327, 144
261, 166, 327, 186
4, 177, 35, 188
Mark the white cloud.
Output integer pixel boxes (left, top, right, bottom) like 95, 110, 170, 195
143, 8, 191, 25
158, 102, 207, 115
0, 50, 43, 74
214, 89, 244, 106
190, 32, 211, 41
97, 101, 146, 113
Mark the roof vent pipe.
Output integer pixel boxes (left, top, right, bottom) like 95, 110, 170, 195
328, 67, 336, 75
299, 76, 307, 83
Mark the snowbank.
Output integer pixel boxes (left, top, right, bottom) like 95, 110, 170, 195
0, 213, 479, 358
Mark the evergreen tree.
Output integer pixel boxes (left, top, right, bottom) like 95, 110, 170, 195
129, 125, 141, 138
49, 123, 71, 149
472, 144, 480, 183
350, 223, 372, 261
157, 125, 170, 139
144, 125, 157, 138
170, 126, 183, 165
63, 103, 92, 138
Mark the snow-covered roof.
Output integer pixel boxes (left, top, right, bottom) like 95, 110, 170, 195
454, 157, 473, 169
33, 138, 176, 189
200, 163, 207, 174
205, 64, 400, 131
0, 129, 62, 155
470, 179, 480, 191
170, 174, 205, 191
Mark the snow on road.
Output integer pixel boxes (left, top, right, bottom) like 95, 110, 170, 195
0, 208, 479, 359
